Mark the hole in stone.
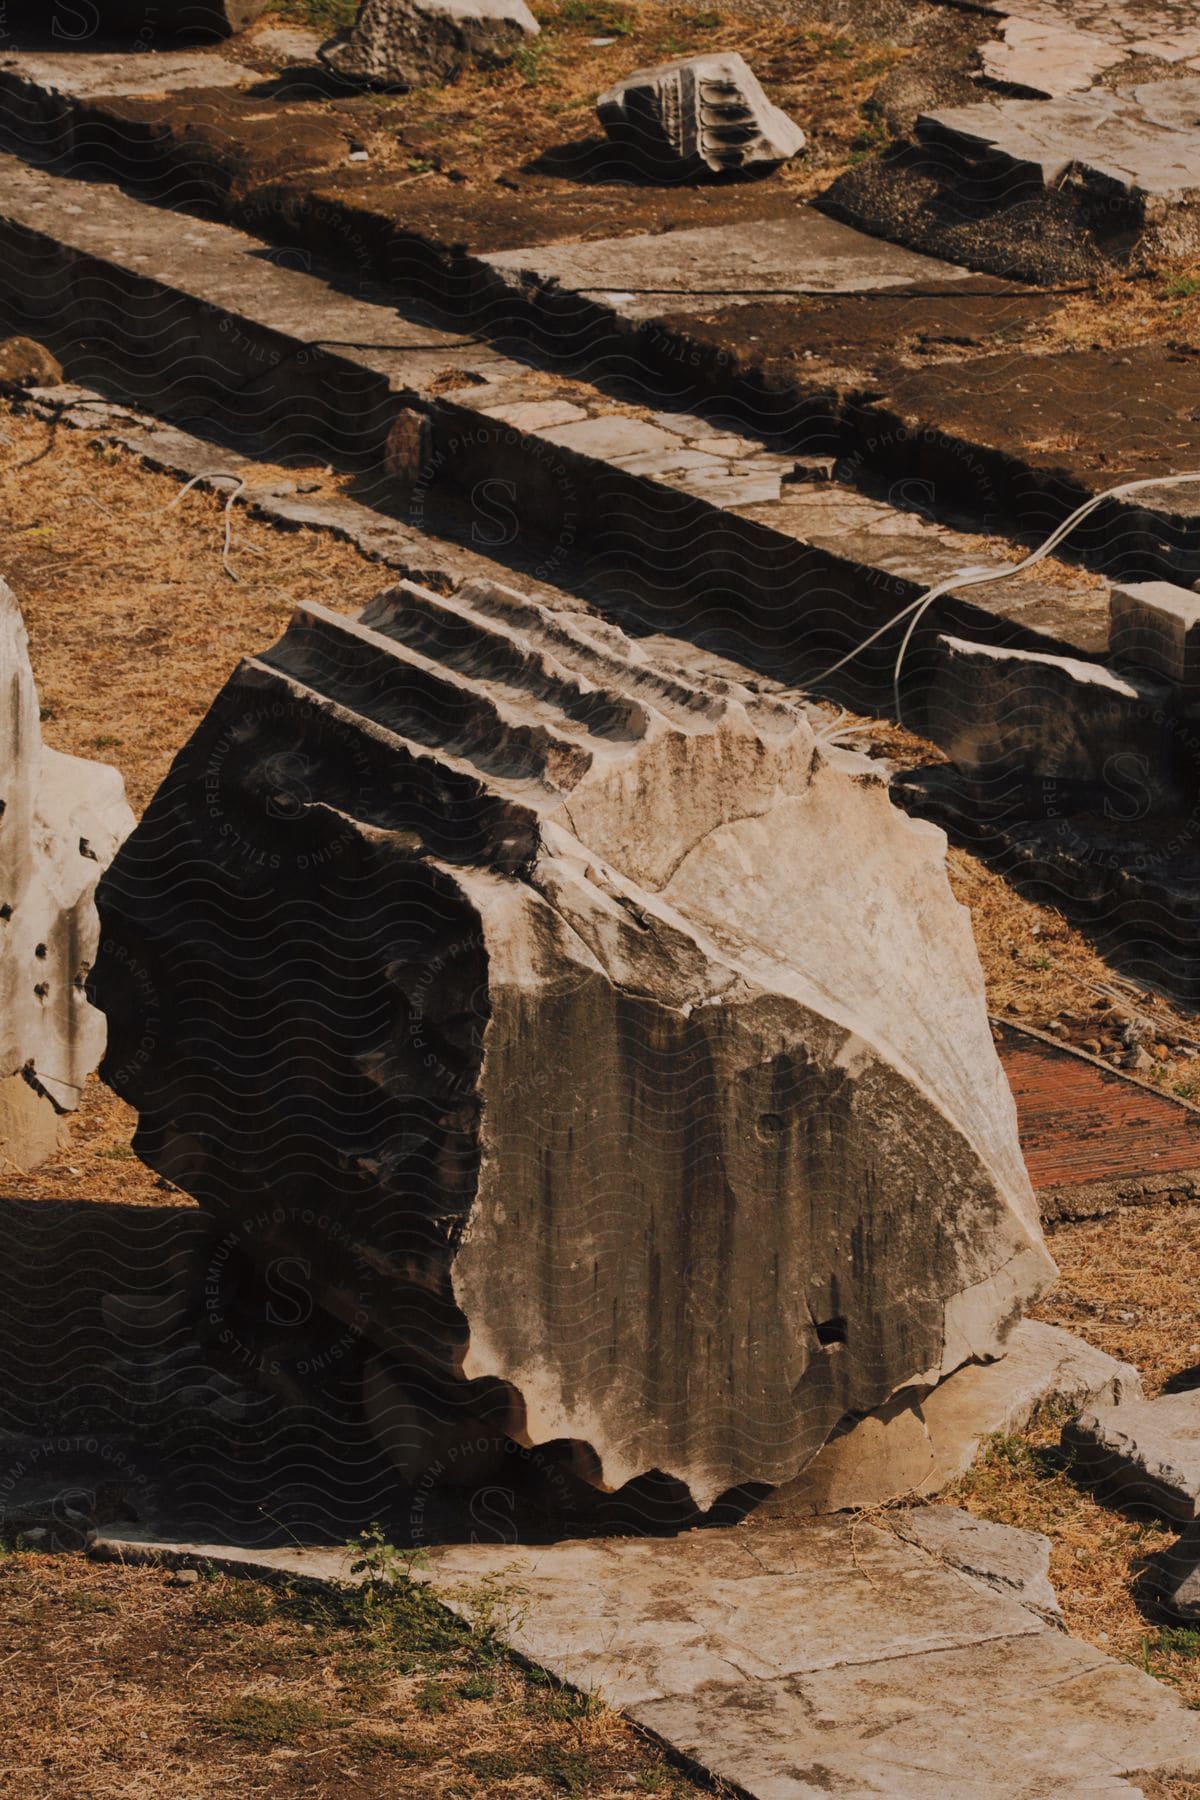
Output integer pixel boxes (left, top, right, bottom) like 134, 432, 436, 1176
33, 982, 49, 999
815, 1316, 848, 1347
34, 943, 46, 959
756, 1111, 785, 1139
0, 903, 11, 921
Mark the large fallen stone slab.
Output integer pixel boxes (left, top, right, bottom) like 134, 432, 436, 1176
0, 580, 132, 1169
822, 75, 1200, 277
86, 1516, 1200, 1797
759, 1318, 1140, 1516
93, 575, 1053, 1512
1064, 1390, 1200, 1521
597, 53, 805, 178
319, 0, 538, 89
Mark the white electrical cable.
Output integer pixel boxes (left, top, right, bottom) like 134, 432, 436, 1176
812, 471, 1200, 726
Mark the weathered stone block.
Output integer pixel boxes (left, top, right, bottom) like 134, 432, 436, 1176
0, 580, 132, 1169
1110, 578, 1200, 698
93, 576, 1053, 1510
928, 633, 1169, 801
320, 0, 538, 89
1065, 1390, 1200, 1521
597, 53, 805, 178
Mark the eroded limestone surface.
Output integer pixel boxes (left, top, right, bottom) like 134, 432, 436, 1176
93, 576, 1053, 1509
319, 0, 538, 89
0, 580, 133, 1168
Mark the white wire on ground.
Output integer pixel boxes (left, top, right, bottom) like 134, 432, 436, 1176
812, 471, 1200, 726
79, 469, 248, 581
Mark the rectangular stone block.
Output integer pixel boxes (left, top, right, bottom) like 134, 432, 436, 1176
1109, 578, 1200, 696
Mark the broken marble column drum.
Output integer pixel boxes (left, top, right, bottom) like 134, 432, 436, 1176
92, 576, 1054, 1509
1, 578, 133, 1168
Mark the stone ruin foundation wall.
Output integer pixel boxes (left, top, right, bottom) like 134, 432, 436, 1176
93, 576, 1054, 1511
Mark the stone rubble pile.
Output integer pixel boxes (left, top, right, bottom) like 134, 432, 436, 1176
93, 574, 1054, 1511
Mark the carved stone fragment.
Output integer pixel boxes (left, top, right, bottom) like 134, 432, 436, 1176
93, 576, 1053, 1509
597, 53, 805, 177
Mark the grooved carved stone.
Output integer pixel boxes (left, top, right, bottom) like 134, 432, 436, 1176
0, 580, 133, 1167
597, 53, 805, 176
93, 577, 1053, 1509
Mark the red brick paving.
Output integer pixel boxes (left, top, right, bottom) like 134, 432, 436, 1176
996, 1023, 1200, 1193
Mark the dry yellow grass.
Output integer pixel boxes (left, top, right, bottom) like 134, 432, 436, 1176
0, 1551, 711, 1799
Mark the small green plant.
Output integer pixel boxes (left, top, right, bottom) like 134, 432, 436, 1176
1157, 1625, 1200, 1660
208, 1692, 329, 1746
197, 1578, 274, 1626
849, 112, 889, 163
456, 1670, 496, 1700
415, 1677, 452, 1715
1161, 273, 1200, 300
515, 35, 553, 84
348, 1523, 428, 1591
538, 1682, 606, 1721
451, 1566, 529, 1663
68, 1591, 118, 1614
559, 0, 635, 34
406, 155, 435, 175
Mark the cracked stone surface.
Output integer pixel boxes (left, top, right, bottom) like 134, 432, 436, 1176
319, 0, 539, 90
596, 52, 804, 177
86, 1516, 1200, 1797
893, 1504, 1063, 1627
92, 574, 1053, 1510
919, 81, 1200, 202
481, 211, 975, 317
0, 579, 133, 1170
964, 0, 1200, 85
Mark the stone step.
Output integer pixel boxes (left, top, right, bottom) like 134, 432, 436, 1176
0, 152, 1111, 722
2, 30, 1200, 579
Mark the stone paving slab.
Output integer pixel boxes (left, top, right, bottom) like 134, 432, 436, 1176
951, 0, 1200, 71
87, 1512, 1200, 1798
0, 48, 260, 99
481, 213, 977, 319
919, 82, 1200, 200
